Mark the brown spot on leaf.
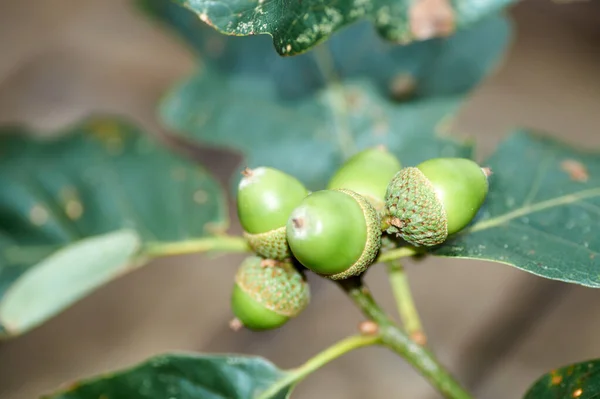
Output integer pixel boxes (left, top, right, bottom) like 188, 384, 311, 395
389, 73, 417, 102
65, 381, 80, 391
528, 250, 536, 255
65, 200, 84, 220
561, 159, 589, 182
550, 371, 563, 385
358, 320, 379, 336
409, 0, 455, 41
345, 89, 363, 110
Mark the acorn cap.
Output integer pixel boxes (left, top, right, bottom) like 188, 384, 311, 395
233, 256, 309, 323
286, 189, 381, 280
243, 226, 290, 260
237, 167, 308, 234
327, 147, 401, 211
385, 158, 489, 246
385, 167, 448, 246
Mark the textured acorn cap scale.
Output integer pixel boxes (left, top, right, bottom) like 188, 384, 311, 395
243, 227, 290, 260
286, 189, 382, 280
385, 167, 448, 246
231, 256, 310, 330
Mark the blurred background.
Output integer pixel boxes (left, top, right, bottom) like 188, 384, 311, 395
1, 0, 600, 398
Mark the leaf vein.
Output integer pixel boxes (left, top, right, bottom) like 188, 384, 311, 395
521, 147, 555, 207
468, 187, 600, 233
507, 222, 599, 256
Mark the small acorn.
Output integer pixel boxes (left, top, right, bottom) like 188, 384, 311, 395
286, 189, 382, 280
231, 256, 310, 331
385, 158, 490, 247
327, 146, 402, 211
237, 167, 309, 260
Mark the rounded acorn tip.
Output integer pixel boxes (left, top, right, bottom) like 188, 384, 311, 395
291, 217, 304, 229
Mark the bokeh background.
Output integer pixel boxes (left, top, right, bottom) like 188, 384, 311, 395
1, 1, 600, 398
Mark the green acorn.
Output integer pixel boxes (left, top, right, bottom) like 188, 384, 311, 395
237, 167, 308, 260
327, 146, 401, 211
286, 189, 382, 280
385, 158, 490, 247
231, 256, 310, 331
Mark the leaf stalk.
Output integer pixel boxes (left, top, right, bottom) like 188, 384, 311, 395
256, 334, 380, 399
386, 259, 427, 345
144, 235, 250, 259
338, 278, 472, 399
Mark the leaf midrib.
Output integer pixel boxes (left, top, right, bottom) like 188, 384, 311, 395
468, 187, 600, 233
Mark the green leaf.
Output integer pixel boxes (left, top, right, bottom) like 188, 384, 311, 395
0, 117, 228, 338
169, 0, 515, 56
149, 0, 510, 190
44, 353, 292, 399
433, 131, 600, 288
523, 359, 600, 399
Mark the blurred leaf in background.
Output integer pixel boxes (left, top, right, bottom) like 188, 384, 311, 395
0, 117, 228, 338
141, 0, 511, 191
44, 354, 292, 399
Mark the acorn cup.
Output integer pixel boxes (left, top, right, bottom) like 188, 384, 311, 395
237, 167, 308, 260
231, 256, 310, 331
327, 146, 401, 211
286, 189, 382, 280
384, 158, 490, 247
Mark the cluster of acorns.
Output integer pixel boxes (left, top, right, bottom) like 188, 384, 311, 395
231, 147, 490, 331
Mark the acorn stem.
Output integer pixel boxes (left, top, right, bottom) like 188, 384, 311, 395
241, 167, 253, 177
256, 334, 380, 399
377, 245, 422, 262
144, 235, 250, 259
380, 215, 392, 231
386, 260, 427, 346
338, 277, 473, 399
